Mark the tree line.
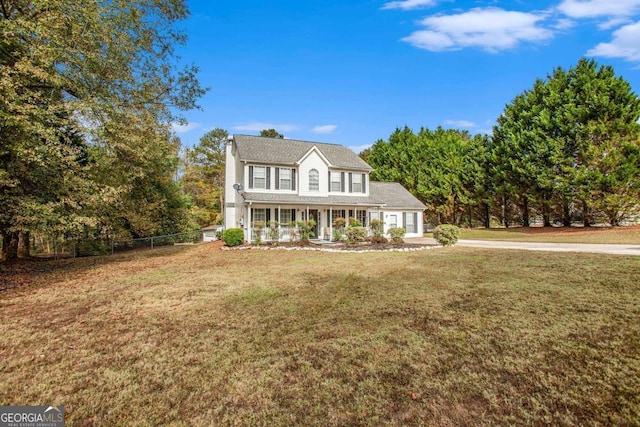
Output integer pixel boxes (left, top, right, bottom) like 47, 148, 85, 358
1, 0, 205, 260
364, 59, 640, 228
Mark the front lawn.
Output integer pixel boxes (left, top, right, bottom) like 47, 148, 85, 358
1, 244, 638, 425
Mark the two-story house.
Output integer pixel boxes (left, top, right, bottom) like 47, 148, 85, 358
224, 134, 425, 242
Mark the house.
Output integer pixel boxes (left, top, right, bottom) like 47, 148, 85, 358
224, 134, 426, 242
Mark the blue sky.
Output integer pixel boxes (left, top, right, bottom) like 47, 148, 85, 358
174, 0, 640, 152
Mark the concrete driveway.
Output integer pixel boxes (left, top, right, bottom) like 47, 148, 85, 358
405, 237, 640, 256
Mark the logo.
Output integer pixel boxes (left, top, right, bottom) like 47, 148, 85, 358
0, 406, 64, 427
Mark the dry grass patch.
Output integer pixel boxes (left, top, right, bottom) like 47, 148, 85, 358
1, 244, 639, 425
444, 225, 640, 244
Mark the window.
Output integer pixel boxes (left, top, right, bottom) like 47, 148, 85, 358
349, 173, 366, 193
309, 169, 319, 191
250, 166, 269, 189
356, 210, 367, 227
279, 209, 292, 225
331, 209, 346, 224
330, 172, 342, 192
252, 208, 266, 224
404, 212, 418, 233
388, 214, 397, 228
278, 168, 292, 190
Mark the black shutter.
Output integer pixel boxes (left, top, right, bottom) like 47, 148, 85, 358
292, 169, 296, 191
327, 211, 331, 226
341, 172, 345, 192
266, 167, 271, 189
328, 171, 331, 192
414, 213, 418, 233
348, 173, 353, 193
249, 166, 254, 189
275, 209, 279, 222
266, 209, 271, 223
362, 173, 366, 193
402, 212, 406, 230
275, 168, 280, 190
292, 209, 296, 222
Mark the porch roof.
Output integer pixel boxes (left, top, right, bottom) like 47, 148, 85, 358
242, 181, 426, 210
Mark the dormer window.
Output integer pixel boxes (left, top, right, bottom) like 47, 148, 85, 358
309, 169, 319, 191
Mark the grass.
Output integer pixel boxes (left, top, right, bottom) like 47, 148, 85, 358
426, 225, 640, 244
1, 243, 639, 425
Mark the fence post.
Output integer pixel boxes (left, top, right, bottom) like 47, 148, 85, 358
150, 237, 154, 250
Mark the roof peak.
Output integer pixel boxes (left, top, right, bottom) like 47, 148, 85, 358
233, 134, 344, 147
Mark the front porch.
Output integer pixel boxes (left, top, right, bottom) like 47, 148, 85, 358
245, 204, 384, 243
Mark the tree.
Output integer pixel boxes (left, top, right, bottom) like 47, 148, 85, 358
181, 128, 228, 227
0, 0, 205, 259
492, 59, 640, 227
260, 129, 284, 139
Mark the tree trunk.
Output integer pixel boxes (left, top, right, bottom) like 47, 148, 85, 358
562, 202, 572, 227
522, 198, 530, 227
17, 231, 31, 259
2, 231, 19, 260
582, 200, 592, 227
483, 202, 491, 229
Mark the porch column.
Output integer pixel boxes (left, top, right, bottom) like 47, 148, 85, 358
247, 203, 252, 243
329, 206, 333, 242
278, 205, 281, 240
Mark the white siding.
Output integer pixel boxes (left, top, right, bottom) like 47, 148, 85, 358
380, 210, 423, 238
298, 151, 329, 197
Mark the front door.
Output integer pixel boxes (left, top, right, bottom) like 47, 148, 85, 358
308, 209, 320, 239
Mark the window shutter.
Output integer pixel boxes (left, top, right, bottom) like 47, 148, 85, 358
266, 209, 271, 223
275, 209, 279, 222
292, 169, 296, 191
266, 167, 271, 189
362, 173, 366, 193
328, 171, 331, 191
414, 213, 418, 233
249, 166, 254, 189
348, 173, 353, 193
403, 212, 406, 229
341, 172, 345, 192
292, 209, 296, 221
275, 168, 280, 190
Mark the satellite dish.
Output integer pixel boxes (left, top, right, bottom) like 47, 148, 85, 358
233, 183, 244, 191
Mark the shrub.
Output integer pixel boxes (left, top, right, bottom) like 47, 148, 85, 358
333, 217, 347, 229
349, 217, 362, 227
297, 219, 316, 241
332, 229, 345, 242
433, 224, 461, 246
215, 230, 223, 240
370, 235, 388, 244
370, 218, 384, 237
223, 228, 244, 247
267, 221, 280, 242
346, 226, 367, 244
388, 227, 405, 244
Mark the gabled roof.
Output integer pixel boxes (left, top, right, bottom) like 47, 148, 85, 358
233, 134, 372, 171
243, 181, 426, 210
369, 182, 426, 209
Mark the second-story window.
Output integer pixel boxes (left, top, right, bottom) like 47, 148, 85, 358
351, 173, 362, 193
278, 168, 291, 190
253, 166, 267, 189
330, 171, 342, 192
309, 169, 319, 191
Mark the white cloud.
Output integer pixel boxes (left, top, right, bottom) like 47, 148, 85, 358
402, 8, 554, 52
311, 124, 338, 134
381, 0, 437, 11
557, 0, 640, 19
172, 122, 201, 134
444, 119, 476, 128
233, 122, 300, 132
587, 21, 640, 61
552, 18, 577, 30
